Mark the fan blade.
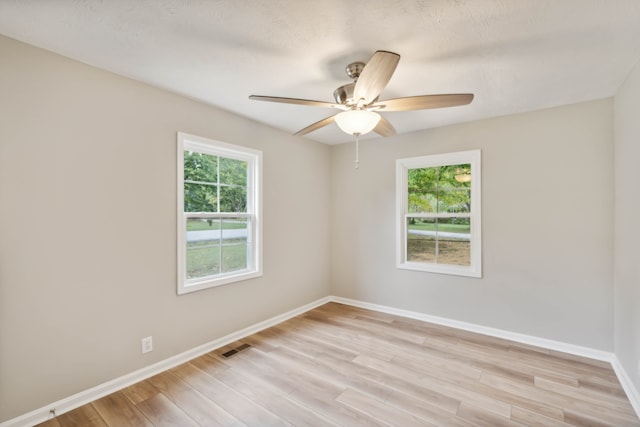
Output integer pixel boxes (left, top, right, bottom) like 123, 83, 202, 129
372, 94, 474, 112
353, 51, 400, 106
249, 95, 345, 110
373, 116, 396, 137
294, 115, 336, 136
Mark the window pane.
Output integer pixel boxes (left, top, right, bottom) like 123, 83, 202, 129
436, 188, 471, 213
184, 182, 218, 213
435, 217, 471, 266
406, 217, 471, 266
220, 186, 247, 212
407, 164, 471, 214
220, 157, 247, 186
221, 219, 249, 273
407, 218, 437, 262
184, 151, 218, 183
187, 217, 221, 231
186, 218, 221, 279
407, 168, 438, 213
440, 164, 472, 189
437, 163, 471, 213
220, 218, 248, 237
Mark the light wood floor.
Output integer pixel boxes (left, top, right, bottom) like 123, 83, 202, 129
37, 302, 639, 426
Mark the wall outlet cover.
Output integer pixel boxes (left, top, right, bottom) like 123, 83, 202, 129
141, 336, 153, 354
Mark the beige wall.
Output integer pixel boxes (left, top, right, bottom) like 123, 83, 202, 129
614, 59, 640, 391
330, 99, 615, 351
0, 35, 331, 421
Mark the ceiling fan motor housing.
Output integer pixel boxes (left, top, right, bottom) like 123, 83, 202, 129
334, 61, 366, 106
333, 83, 355, 105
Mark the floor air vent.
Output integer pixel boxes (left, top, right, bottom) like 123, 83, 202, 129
221, 343, 252, 358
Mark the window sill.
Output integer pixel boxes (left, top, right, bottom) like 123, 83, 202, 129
178, 269, 262, 295
397, 261, 482, 278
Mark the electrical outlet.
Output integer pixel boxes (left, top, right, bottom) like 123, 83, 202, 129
141, 336, 153, 354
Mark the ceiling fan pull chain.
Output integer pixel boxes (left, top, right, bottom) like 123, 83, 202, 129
355, 133, 360, 169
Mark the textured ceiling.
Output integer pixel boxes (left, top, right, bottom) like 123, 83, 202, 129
1, 0, 640, 144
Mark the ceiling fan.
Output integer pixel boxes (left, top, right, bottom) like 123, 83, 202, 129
249, 50, 474, 138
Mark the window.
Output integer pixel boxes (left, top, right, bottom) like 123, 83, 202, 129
396, 150, 481, 277
177, 132, 262, 294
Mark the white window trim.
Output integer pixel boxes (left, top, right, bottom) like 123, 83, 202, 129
177, 132, 263, 295
396, 149, 482, 278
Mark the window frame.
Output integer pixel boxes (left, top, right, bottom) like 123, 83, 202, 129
396, 149, 482, 278
177, 132, 262, 295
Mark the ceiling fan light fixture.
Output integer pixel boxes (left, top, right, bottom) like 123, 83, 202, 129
335, 110, 381, 136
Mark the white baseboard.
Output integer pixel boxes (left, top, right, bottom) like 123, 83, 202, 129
611, 355, 640, 417
4, 294, 639, 425
0, 296, 331, 427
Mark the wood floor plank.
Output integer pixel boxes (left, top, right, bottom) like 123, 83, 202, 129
54, 405, 107, 427
579, 376, 630, 398
456, 402, 525, 426
547, 348, 613, 370
239, 335, 279, 353
91, 391, 153, 427
315, 352, 462, 414
391, 350, 483, 382
322, 312, 428, 345
121, 380, 160, 405
508, 346, 619, 381
266, 345, 393, 401
34, 418, 61, 427
510, 405, 574, 427
216, 365, 340, 427
315, 303, 393, 325
482, 366, 638, 425
146, 370, 245, 427
296, 315, 398, 361
354, 353, 514, 418
226, 346, 390, 427
384, 388, 471, 426
336, 387, 432, 427
212, 348, 298, 396
563, 407, 625, 427
288, 316, 396, 361
171, 361, 292, 426
479, 371, 565, 421
135, 393, 199, 427
286, 384, 390, 427
234, 346, 345, 397
534, 376, 638, 422
423, 329, 610, 390
187, 352, 230, 377
269, 322, 360, 361
42, 302, 640, 427
226, 348, 389, 427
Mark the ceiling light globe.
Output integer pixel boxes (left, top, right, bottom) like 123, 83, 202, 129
335, 110, 381, 135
